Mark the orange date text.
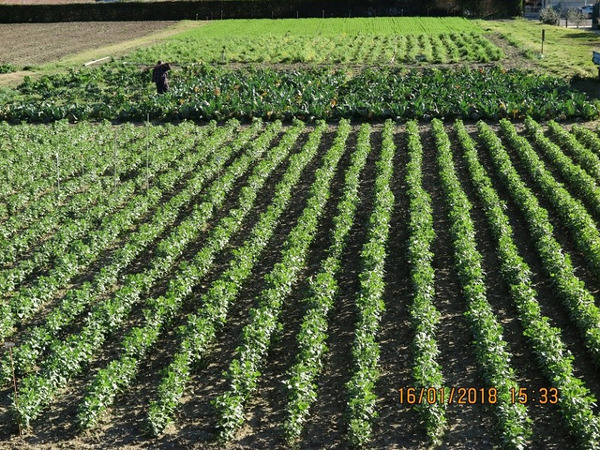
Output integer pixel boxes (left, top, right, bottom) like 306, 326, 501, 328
398, 387, 498, 405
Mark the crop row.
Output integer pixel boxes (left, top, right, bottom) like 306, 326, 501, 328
283, 121, 371, 443
213, 120, 349, 439
405, 120, 446, 445
432, 119, 531, 448
345, 119, 395, 447
146, 120, 325, 435
2, 66, 597, 123
455, 120, 600, 448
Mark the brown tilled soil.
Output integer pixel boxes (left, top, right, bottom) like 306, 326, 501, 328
0, 21, 176, 66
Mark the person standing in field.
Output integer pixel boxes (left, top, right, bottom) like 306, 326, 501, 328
152, 60, 171, 94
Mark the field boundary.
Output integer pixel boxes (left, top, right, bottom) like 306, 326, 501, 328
0, 1, 431, 23
0, 0, 522, 23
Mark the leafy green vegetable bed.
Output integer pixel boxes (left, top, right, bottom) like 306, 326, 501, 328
130, 31, 502, 65
173, 18, 485, 38
1, 64, 597, 122
0, 63, 17, 74
127, 18, 500, 65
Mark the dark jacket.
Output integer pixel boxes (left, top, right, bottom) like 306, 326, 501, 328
152, 63, 171, 83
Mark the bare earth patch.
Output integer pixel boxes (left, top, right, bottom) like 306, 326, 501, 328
0, 21, 177, 66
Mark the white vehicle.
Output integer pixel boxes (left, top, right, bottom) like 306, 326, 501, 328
579, 4, 594, 18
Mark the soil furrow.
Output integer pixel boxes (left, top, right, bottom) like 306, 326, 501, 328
371, 123, 426, 449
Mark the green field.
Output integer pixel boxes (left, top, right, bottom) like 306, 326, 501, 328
2, 117, 600, 448
481, 17, 600, 78
1, 65, 596, 122
2, 15, 600, 450
131, 31, 502, 65
3, 18, 597, 124
173, 17, 485, 37
128, 18, 500, 65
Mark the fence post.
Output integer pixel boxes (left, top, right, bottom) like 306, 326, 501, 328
113, 134, 117, 189
541, 28, 545, 56
146, 113, 150, 191
56, 151, 60, 196
5, 342, 21, 436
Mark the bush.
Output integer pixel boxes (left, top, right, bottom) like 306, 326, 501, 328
566, 8, 587, 27
0, 63, 17, 74
540, 6, 560, 24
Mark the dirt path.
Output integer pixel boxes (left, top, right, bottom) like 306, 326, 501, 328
485, 32, 540, 72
